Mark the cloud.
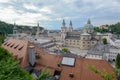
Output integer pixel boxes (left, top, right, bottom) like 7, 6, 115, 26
23, 4, 38, 10
0, 0, 119, 29
0, 0, 10, 3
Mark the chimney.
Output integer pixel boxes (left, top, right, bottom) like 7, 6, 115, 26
28, 46, 36, 66
69, 73, 74, 78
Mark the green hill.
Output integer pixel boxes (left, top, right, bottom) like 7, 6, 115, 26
0, 21, 43, 35
94, 22, 120, 34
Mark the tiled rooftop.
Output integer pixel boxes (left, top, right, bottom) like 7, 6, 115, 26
2, 39, 117, 80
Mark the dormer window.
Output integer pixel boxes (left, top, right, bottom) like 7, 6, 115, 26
4, 42, 8, 45
10, 43, 15, 48
18, 46, 24, 50
14, 44, 19, 49
7, 43, 12, 46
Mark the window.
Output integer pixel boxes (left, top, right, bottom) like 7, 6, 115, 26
18, 46, 24, 50
14, 44, 19, 49
61, 57, 75, 66
7, 43, 12, 46
92, 42, 94, 44
4, 42, 8, 45
83, 42, 85, 44
88, 42, 89, 44
10, 43, 15, 48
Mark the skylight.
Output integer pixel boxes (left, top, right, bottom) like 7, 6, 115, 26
61, 57, 75, 66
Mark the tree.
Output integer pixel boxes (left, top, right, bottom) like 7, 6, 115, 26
116, 54, 120, 69
87, 64, 114, 80
115, 69, 120, 80
0, 35, 4, 46
62, 48, 68, 52
0, 47, 33, 80
103, 38, 107, 44
37, 67, 51, 80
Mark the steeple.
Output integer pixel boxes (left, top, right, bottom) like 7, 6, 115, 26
69, 20, 73, 32
13, 22, 17, 34
62, 19, 65, 26
70, 20, 72, 26
87, 19, 91, 24
36, 22, 40, 37
13, 22, 17, 29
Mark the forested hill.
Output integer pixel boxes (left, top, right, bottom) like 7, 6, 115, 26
109, 22, 120, 34
0, 20, 43, 35
94, 22, 120, 34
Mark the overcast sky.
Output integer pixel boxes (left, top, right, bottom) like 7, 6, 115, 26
0, 0, 120, 30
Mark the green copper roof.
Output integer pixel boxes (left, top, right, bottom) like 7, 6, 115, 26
84, 24, 94, 29
84, 19, 94, 29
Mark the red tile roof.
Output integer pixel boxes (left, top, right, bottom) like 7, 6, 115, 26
2, 39, 117, 80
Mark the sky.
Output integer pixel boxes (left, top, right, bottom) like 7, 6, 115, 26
0, 0, 120, 30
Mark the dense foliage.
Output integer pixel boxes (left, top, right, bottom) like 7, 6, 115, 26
0, 47, 33, 80
62, 48, 69, 52
94, 22, 120, 34
109, 22, 120, 34
37, 67, 51, 80
0, 35, 4, 45
116, 54, 120, 69
0, 20, 43, 35
88, 64, 114, 80
115, 54, 120, 80
103, 38, 108, 45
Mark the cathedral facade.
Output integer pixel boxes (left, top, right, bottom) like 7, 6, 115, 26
61, 19, 103, 50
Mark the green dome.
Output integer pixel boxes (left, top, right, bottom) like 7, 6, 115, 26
84, 24, 94, 29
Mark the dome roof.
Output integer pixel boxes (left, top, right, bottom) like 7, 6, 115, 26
84, 24, 94, 29
84, 19, 94, 29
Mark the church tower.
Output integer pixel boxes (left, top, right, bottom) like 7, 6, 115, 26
61, 19, 67, 42
69, 20, 73, 32
83, 19, 94, 33
36, 23, 40, 37
13, 22, 17, 35
61, 19, 67, 32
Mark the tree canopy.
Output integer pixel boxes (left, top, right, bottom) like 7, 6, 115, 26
116, 54, 120, 69
103, 38, 107, 45
0, 20, 43, 35
94, 22, 120, 34
0, 47, 33, 80
62, 48, 69, 52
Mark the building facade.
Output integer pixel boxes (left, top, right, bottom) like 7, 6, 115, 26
61, 19, 103, 50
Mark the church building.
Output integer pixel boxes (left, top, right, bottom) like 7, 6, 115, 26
61, 19, 103, 50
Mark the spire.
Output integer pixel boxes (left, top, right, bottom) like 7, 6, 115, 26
37, 22, 39, 27
36, 22, 40, 37
13, 22, 17, 30
62, 19, 65, 26
70, 20, 72, 26
37, 22, 39, 32
14, 22, 16, 26
87, 19, 91, 24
